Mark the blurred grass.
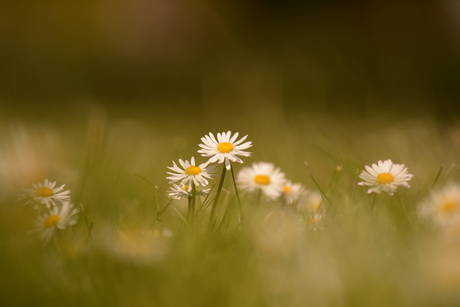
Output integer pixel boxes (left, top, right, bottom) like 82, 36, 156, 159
0, 109, 460, 306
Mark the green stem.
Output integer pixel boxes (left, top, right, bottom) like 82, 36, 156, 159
230, 166, 244, 231
191, 182, 196, 227
348, 169, 359, 207
187, 195, 192, 222
371, 193, 377, 215
209, 164, 227, 229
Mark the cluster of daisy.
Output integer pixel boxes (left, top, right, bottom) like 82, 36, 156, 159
164, 130, 460, 238
236, 161, 325, 225
19, 179, 79, 244
166, 131, 324, 227
166, 131, 252, 199
356, 160, 460, 238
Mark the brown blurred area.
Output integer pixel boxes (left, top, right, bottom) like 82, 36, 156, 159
0, 0, 459, 124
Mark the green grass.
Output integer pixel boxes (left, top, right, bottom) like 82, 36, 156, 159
1, 110, 460, 307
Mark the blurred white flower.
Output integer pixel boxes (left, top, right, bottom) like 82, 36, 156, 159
237, 161, 286, 201
99, 225, 172, 266
281, 180, 306, 204
418, 183, 460, 230
296, 190, 323, 213
198, 131, 252, 170
358, 159, 413, 195
31, 201, 79, 243
19, 179, 71, 209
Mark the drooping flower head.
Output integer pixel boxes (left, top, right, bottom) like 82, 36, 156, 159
418, 183, 460, 230
31, 201, 79, 243
198, 131, 252, 170
237, 161, 286, 201
166, 157, 215, 187
358, 159, 413, 195
168, 182, 211, 200
19, 179, 71, 209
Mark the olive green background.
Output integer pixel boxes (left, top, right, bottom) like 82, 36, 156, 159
0, 1, 459, 124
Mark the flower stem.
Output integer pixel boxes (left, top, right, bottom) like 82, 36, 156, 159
191, 182, 196, 227
209, 164, 227, 229
187, 195, 192, 222
230, 166, 244, 231
371, 193, 377, 215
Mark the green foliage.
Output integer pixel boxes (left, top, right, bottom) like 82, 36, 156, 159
1, 113, 460, 307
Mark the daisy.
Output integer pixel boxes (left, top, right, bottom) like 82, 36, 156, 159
31, 201, 79, 243
418, 183, 460, 228
281, 180, 306, 204
100, 226, 172, 266
198, 131, 252, 170
296, 190, 323, 213
358, 159, 413, 195
166, 157, 215, 187
20, 179, 71, 209
168, 183, 211, 200
306, 212, 325, 230
237, 161, 286, 201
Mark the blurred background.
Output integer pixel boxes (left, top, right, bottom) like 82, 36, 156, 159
0, 0, 459, 126
2, 3, 460, 306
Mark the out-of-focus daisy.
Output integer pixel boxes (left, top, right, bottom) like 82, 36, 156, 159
198, 131, 252, 170
296, 190, 323, 213
281, 180, 306, 204
295, 190, 325, 229
358, 159, 413, 195
166, 157, 215, 187
306, 212, 325, 230
99, 225, 172, 266
31, 201, 79, 243
20, 179, 71, 209
418, 183, 460, 229
237, 161, 286, 201
168, 183, 211, 199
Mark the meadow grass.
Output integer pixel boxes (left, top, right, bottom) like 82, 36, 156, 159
1, 109, 460, 307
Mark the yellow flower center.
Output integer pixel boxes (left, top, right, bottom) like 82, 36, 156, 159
283, 186, 292, 193
185, 166, 201, 175
308, 202, 321, 212
217, 142, 233, 153
308, 217, 319, 224
35, 187, 54, 197
439, 200, 458, 215
43, 215, 60, 228
376, 172, 394, 184
254, 175, 271, 185
182, 185, 190, 191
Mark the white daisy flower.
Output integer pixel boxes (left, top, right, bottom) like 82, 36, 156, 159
358, 159, 413, 195
100, 226, 172, 266
296, 190, 323, 213
306, 212, 325, 230
237, 161, 286, 201
418, 183, 460, 228
198, 131, 252, 170
168, 183, 211, 200
281, 180, 306, 204
166, 157, 215, 187
31, 201, 79, 243
19, 179, 71, 209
